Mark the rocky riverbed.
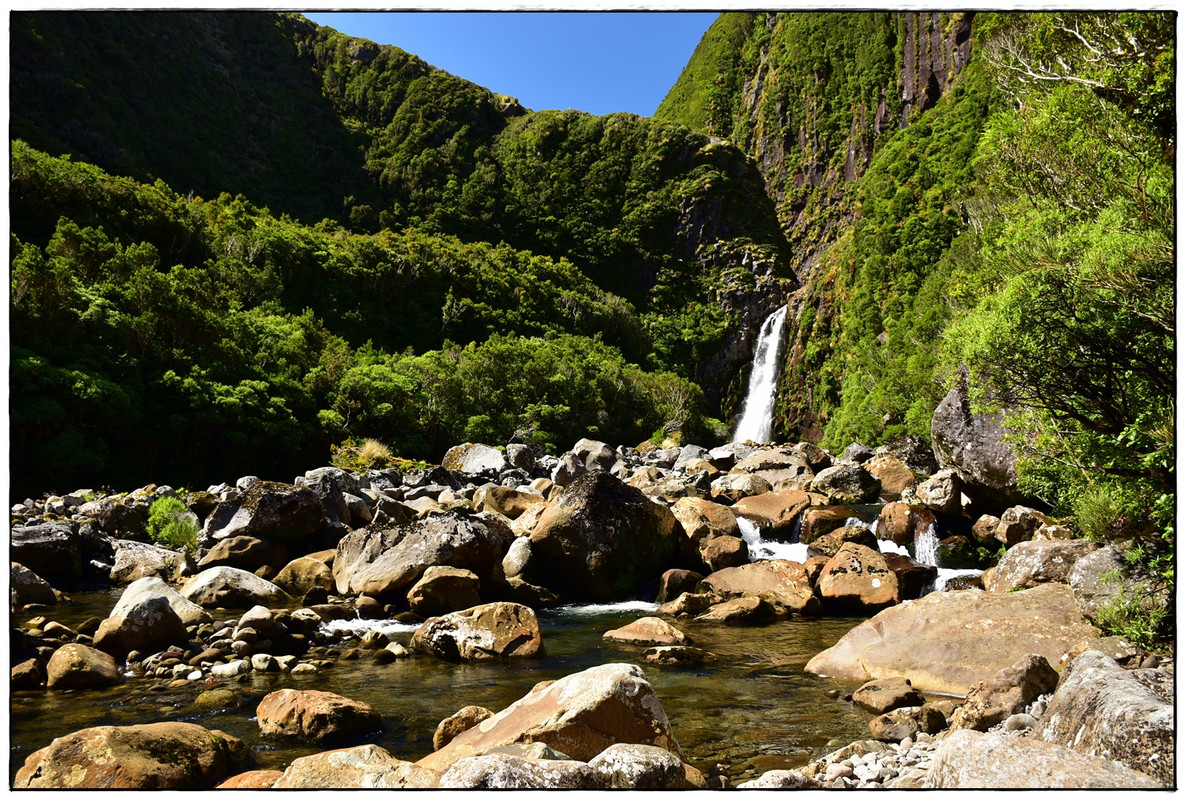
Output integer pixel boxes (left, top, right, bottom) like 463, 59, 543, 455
9, 434, 1174, 788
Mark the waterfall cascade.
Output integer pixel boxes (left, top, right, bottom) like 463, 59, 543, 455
732, 306, 788, 443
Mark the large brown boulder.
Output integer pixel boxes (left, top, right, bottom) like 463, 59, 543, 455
925, 730, 1161, 788
983, 539, 1102, 593
800, 505, 868, 543
730, 446, 815, 490
417, 663, 682, 773
93, 591, 188, 659
256, 689, 382, 742
805, 583, 1100, 696
272, 744, 440, 789
876, 502, 935, 547
816, 543, 899, 611
272, 555, 335, 599
11, 562, 57, 607
409, 602, 544, 662
197, 535, 278, 572
333, 510, 513, 600
216, 769, 284, 789
434, 706, 494, 751
699, 534, 749, 571
207, 480, 325, 547
850, 677, 925, 714
527, 472, 680, 602
474, 485, 545, 520
603, 617, 691, 646
699, 559, 819, 616
45, 643, 124, 690
805, 525, 878, 560
406, 566, 483, 617
808, 464, 881, 504
670, 497, 740, 545
14, 722, 253, 789
709, 473, 772, 504
949, 653, 1060, 731
730, 490, 815, 540
1032, 649, 1173, 786
863, 454, 919, 495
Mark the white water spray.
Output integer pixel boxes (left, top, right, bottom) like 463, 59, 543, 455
733, 306, 788, 443
738, 516, 808, 563
912, 520, 983, 591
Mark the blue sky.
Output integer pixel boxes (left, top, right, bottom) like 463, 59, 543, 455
303, 11, 719, 117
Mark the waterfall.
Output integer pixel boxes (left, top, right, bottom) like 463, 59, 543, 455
914, 521, 940, 567
733, 306, 789, 443
738, 516, 807, 563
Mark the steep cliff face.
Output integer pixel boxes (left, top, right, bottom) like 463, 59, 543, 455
658, 11, 982, 447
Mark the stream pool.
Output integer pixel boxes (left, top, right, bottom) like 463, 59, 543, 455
10, 591, 876, 784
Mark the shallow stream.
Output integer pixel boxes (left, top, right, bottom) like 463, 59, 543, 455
11, 590, 875, 784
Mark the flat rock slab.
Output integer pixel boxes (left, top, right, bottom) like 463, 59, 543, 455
804, 583, 1099, 696
925, 729, 1162, 788
603, 617, 691, 646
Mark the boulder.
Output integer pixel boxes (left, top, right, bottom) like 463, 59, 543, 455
406, 566, 483, 617
654, 568, 703, 603
983, 539, 1102, 593
602, 617, 690, 646
11, 562, 57, 607
526, 472, 680, 602
850, 677, 925, 714
925, 729, 1161, 788
256, 689, 382, 742
868, 705, 946, 742
474, 485, 545, 520
108, 540, 182, 583
670, 497, 740, 546
216, 770, 284, 789
730, 490, 815, 540
272, 556, 335, 599
79, 497, 149, 540
862, 454, 918, 495
731, 446, 815, 490
434, 706, 494, 751
876, 502, 936, 547
45, 643, 124, 690
588, 743, 703, 789
417, 663, 682, 773
441, 443, 510, 476
805, 525, 878, 559
992, 505, 1050, 547
809, 463, 881, 504
14, 722, 253, 789
1068, 544, 1172, 627
409, 602, 544, 662
93, 592, 188, 659
197, 535, 277, 572
816, 543, 899, 611
699, 535, 749, 571
657, 591, 724, 617
110, 576, 210, 626
296, 466, 361, 526
913, 470, 965, 515
841, 442, 875, 463
805, 583, 1100, 696
180, 566, 291, 608
643, 646, 708, 666
695, 595, 774, 624
13, 658, 43, 690
930, 371, 1019, 494
738, 769, 824, 789
799, 505, 868, 543
1032, 649, 1173, 786
438, 754, 602, 789
699, 559, 818, 616
11, 521, 86, 584
949, 653, 1060, 731
505, 443, 537, 473
876, 436, 939, 475
709, 473, 772, 504
570, 437, 618, 472
881, 553, 938, 600
333, 510, 513, 600
272, 744, 440, 789
207, 480, 324, 547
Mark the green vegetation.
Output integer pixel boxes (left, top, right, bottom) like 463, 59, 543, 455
146, 495, 200, 550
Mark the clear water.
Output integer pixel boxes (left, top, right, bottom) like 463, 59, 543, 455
10, 591, 872, 784
732, 306, 788, 444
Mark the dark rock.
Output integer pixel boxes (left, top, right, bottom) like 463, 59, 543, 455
930, 370, 1019, 494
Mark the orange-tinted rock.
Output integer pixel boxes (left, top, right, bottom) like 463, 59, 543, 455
256, 689, 382, 741
700, 560, 819, 616
817, 543, 899, 611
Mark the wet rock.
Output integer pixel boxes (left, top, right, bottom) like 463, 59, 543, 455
93, 590, 188, 660
46, 643, 124, 690
700, 560, 818, 615
881, 553, 937, 600
657, 590, 724, 617
806, 525, 878, 559
13, 657, 43, 690
730, 489, 815, 540
406, 565, 483, 617
805, 583, 1099, 696
434, 706, 493, 751
333, 510, 512, 601
418, 663, 683, 772
192, 688, 239, 711
868, 706, 946, 742
11, 562, 58, 607
799, 505, 869, 543
1033, 649, 1174, 786
589, 742, 704, 789
603, 616, 691, 646
180, 566, 291, 609
817, 543, 899, 611
851, 677, 925, 714
655, 568, 703, 603
877, 502, 936, 547
410, 602, 544, 662
14, 721, 253, 789
643, 645, 707, 665
272, 556, 334, 599
925, 729, 1161, 788
438, 753, 603, 789
695, 595, 775, 624
526, 472, 680, 602
256, 688, 382, 742
272, 744, 440, 788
